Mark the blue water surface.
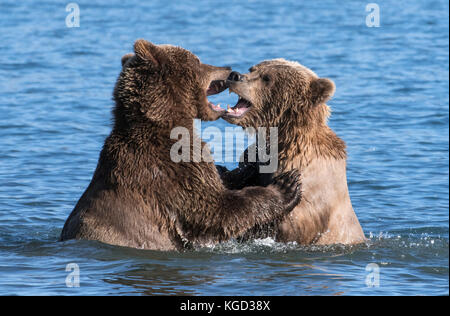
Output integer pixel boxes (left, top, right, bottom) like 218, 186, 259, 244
0, 0, 448, 295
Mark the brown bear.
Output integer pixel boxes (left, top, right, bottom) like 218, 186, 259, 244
219, 59, 365, 245
60, 42, 301, 251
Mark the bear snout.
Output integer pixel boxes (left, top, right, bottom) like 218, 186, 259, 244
227, 71, 243, 82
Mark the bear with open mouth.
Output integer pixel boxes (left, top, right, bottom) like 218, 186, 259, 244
60, 41, 301, 251
220, 59, 366, 245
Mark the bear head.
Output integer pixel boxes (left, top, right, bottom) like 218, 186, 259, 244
223, 58, 335, 130
113, 39, 231, 128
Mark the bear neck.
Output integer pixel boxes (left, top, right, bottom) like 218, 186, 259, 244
112, 100, 196, 135
277, 104, 347, 171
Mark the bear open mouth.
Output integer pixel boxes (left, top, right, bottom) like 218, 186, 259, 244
206, 80, 229, 112
224, 96, 252, 118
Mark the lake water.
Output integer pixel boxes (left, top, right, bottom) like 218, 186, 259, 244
0, 0, 448, 295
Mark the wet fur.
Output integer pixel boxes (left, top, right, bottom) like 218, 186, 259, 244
221, 59, 365, 245
60, 42, 301, 250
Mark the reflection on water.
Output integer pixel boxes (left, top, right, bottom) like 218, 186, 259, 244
104, 265, 211, 295
51, 236, 447, 296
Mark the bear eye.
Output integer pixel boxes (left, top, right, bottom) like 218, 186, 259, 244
262, 75, 270, 83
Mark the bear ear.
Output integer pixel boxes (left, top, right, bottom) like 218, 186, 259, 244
121, 53, 134, 67
310, 78, 335, 106
133, 39, 162, 66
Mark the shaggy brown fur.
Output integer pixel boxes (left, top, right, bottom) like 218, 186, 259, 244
60, 42, 302, 250
220, 59, 365, 245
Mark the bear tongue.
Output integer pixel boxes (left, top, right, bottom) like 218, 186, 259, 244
209, 102, 225, 112
235, 98, 251, 109
226, 103, 249, 116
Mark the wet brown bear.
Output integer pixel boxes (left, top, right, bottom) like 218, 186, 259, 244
220, 59, 365, 245
60, 42, 301, 250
